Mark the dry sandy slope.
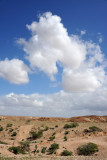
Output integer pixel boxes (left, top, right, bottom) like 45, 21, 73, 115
0, 115, 107, 159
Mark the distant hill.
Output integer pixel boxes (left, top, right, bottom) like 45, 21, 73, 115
0, 115, 107, 122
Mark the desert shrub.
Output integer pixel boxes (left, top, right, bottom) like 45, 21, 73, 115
9, 128, 14, 132
55, 125, 58, 128
84, 129, 90, 133
19, 141, 30, 152
7, 123, 12, 127
64, 124, 72, 129
37, 150, 39, 153
64, 123, 79, 129
8, 146, 25, 154
11, 132, 17, 136
77, 142, 99, 155
48, 143, 59, 154
49, 136, 55, 141
26, 120, 31, 124
50, 128, 54, 130
52, 132, 56, 136
44, 126, 49, 131
0, 126, 3, 131
71, 122, 79, 128
84, 126, 103, 133
41, 147, 47, 153
65, 131, 69, 135
30, 130, 43, 140
0, 141, 7, 144
61, 150, 73, 156
89, 126, 103, 132
64, 136, 67, 141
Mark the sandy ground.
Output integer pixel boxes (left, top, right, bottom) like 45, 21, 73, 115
0, 115, 107, 159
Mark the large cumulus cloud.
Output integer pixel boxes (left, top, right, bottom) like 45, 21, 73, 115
17, 12, 106, 92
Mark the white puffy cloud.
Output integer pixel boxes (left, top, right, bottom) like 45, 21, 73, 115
0, 89, 107, 117
17, 12, 106, 92
0, 58, 29, 84
62, 68, 105, 92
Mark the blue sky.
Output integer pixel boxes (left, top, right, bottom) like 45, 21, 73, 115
0, 0, 107, 117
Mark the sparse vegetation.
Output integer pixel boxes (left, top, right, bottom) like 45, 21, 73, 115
0, 141, 7, 144
61, 150, 73, 156
7, 123, 12, 127
77, 142, 99, 155
0, 115, 106, 158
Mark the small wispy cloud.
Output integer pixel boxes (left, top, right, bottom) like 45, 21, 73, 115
98, 32, 103, 43
80, 30, 86, 35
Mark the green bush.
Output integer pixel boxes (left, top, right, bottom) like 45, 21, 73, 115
9, 128, 14, 132
8, 146, 25, 154
49, 136, 55, 141
84, 129, 90, 133
41, 147, 47, 153
44, 126, 49, 131
0, 126, 3, 131
89, 126, 103, 132
64, 124, 72, 129
61, 150, 73, 156
50, 128, 54, 130
64, 136, 67, 141
64, 131, 69, 135
30, 130, 43, 140
0, 141, 7, 144
35, 145, 38, 151
26, 120, 31, 124
77, 142, 99, 155
64, 123, 79, 129
7, 123, 12, 127
11, 132, 17, 136
37, 150, 39, 153
52, 132, 56, 136
48, 143, 59, 154
19, 141, 30, 152
84, 126, 103, 133
71, 122, 79, 128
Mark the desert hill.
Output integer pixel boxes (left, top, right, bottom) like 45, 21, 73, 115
0, 115, 107, 122
0, 115, 107, 160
